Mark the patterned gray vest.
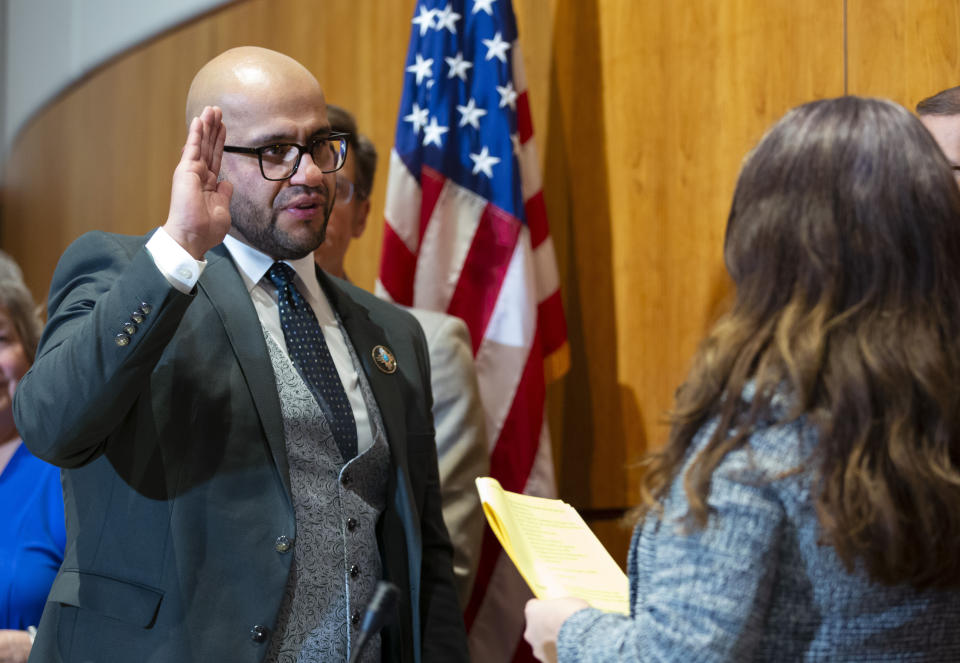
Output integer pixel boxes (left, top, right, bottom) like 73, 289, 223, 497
262, 327, 390, 663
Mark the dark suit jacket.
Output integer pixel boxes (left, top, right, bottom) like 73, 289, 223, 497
14, 231, 468, 663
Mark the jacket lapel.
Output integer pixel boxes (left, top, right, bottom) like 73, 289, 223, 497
199, 245, 292, 502
320, 270, 423, 660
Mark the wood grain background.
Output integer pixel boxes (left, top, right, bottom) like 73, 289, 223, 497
3, 0, 959, 564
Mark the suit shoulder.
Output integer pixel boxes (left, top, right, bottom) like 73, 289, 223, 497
62, 230, 151, 259
53, 230, 153, 284
48, 231, 158, 311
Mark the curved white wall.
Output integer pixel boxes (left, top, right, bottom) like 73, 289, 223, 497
3, 0, 235, 156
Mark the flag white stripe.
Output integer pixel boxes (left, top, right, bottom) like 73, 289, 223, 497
384, 149, 422, 254
474, 337, 531, 452
517, 138, 542, 202
413, 179, 487, 312
533, 237, 560, 303
511, 41, 528, 97
525, 418, 557, 499
482, 228, 536, 349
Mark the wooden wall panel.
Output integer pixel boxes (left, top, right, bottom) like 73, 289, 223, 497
847, 0, 960, 108
540, 1, 844, 526
6, 0, 959, 564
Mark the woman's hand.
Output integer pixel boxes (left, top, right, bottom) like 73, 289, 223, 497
0, 629, 33, 663
523, 597, 589, 663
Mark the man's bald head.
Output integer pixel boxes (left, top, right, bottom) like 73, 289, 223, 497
185, 46, 324, 128
184, 47, 335, 260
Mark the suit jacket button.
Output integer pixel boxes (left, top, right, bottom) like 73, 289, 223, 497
122, 322, 137, 335
346, 517, 357, 531
250, 624, 269, 643
275, 535, 292, 553
139, 302, 152, 315
115, 333, 130, 347
131, 311, 145, 324
351, 610, 361, 626
350, 564, 360, 578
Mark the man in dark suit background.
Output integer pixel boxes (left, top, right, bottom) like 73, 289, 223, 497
14, 46, 468, 663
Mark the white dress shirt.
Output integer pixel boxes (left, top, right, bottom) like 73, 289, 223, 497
145, 227, 374, 454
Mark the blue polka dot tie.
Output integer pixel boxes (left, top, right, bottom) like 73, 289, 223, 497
267, 262, 358, 460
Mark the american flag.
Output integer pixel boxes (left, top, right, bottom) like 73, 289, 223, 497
376, 0, 568, 659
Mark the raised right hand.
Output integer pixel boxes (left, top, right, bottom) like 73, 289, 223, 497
163, 105, 234, 259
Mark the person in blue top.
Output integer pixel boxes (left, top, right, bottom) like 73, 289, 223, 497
0, 277, 64, 663
524, 97, 960, 661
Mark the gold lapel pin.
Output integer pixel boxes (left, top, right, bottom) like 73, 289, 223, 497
372, 345, 398, 374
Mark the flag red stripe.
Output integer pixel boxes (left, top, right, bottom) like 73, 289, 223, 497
378, 224, 417, 306
446, 203, 522, 354
524, 191, 549, 248
516, 91, 533, 145
537, 290, 567, 358
419, 164, 446, 247
488, 333, 546, 492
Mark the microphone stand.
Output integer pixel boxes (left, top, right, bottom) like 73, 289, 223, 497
348, 581, 400, 663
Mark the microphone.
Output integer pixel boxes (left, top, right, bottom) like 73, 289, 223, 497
348, 581, 400, 663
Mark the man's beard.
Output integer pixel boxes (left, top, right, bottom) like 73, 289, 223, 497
229, 186, 333, 260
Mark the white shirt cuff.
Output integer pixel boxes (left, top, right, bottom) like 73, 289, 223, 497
145, 227, 207, 294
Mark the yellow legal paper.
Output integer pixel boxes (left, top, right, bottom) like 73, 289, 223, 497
476, 477, 630, 614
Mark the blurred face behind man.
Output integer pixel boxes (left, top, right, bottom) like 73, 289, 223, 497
920, 114, 960, 184
314, 150, 370, 278
0, 307, 29, 445
189, 48, 337, 260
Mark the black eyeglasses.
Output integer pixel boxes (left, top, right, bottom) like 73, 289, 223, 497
223, 133, 349, 181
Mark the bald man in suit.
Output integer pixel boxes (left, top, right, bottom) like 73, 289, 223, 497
15, 47, 467, 663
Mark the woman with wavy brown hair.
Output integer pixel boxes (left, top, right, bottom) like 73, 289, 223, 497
524, 96, 960, 662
